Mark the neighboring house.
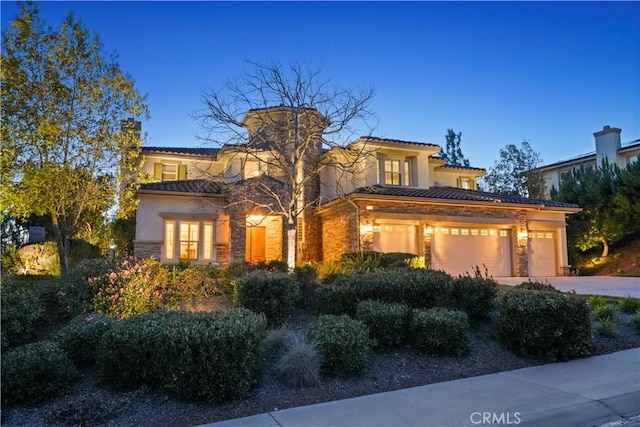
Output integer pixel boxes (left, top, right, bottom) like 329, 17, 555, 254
134, 107, 580, 277
536, 125, 640, 197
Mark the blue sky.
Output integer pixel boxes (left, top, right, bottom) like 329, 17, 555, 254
2, 1, 638, 169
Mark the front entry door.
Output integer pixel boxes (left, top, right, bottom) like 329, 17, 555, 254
246, 226, 266, 263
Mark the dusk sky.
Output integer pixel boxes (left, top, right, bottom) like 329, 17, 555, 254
2, 1, 638, 170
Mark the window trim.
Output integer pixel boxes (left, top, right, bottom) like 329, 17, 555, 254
163, 219, 216, 263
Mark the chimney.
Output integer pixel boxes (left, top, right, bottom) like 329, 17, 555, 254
121, 118, 142, 141
593, 125, 621, 167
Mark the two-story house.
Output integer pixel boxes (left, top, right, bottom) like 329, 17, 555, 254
134, 106, 580, 277
536, 125, 640, 197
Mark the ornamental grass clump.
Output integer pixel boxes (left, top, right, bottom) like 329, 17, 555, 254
619, 296, 640, 314
274, 332, 321, 388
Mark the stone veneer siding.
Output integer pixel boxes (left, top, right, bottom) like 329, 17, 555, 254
134, 241, 162, 259
319, 199, 531, 276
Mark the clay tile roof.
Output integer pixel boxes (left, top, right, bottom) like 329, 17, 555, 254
351, 185, 579, 208
359, 136, 439, 148
435, 164, 487, 172
138, 179, 224, 195
142, 147, 219, 157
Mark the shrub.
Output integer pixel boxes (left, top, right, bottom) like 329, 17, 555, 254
356, 300, 410, 348
1, 341, 79, 406
339, 251, 383, 272
91, 257, 171, 318
10, 242, 60, 276
234, 270, 300, 326
44, 392, 129, 426
309, 315, 371, 377
409, 308, 470, 356
592, 304, 616, 322
619, 296, 640, 314
586, 295, 609, 310
173, 265, 227, 300
630, 313, 640, 334
293, 264, 320, 309
597, 318, 617, 337
55, 313, 114, 366
497, 290, 592, 361
317, 270, 453, 315
274, 332, 320, 388
56, 258, 118, 318
0, 284, 46, 351
97, 309, 266, 402
515, 280, 559, 293
452, 276, 498, 319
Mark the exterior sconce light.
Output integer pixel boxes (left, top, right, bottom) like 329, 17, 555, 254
360, 224, 373, 234
425, 226, 434, 234
366, 205, 374, 211
518, 229, 528, 240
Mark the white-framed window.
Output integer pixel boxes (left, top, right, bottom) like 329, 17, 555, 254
381, 158, 411, 186
244, 160, 267, 178
164, 219, 216, 262
154, 162, 187, 182
163, 164, 178, 181
458, 176, 473, 190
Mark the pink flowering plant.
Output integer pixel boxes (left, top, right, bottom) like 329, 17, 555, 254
90, 257, 171, 319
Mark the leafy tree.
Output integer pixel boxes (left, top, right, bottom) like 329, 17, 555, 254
551, 160, 632, 258
194, 61, 375, 268
1, 2, 148, 275
439, 129, 470, 167
482, 140, 545, 198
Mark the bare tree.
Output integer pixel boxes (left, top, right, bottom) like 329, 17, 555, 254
193, 62, 376, 268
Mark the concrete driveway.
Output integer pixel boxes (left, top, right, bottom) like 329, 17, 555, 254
495, 276, 640, 297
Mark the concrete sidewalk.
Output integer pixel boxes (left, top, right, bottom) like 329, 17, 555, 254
201, 348, 640, 427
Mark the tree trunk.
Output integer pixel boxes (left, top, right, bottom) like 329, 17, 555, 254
52, 218, 69, 276
287, 220, 296, 270
600, 238, 609, 258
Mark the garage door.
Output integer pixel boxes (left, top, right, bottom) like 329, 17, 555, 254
431, 227, 512, 276
373, 224, 418, 254
528, 231, 556, 276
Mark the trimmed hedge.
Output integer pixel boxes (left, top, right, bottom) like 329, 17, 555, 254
55, 313, 114, 367
497, 290, 591, 361
409, 308, 470, 355
97, 309, 266, 402
317, 270, 453, 315
1, 341, 79, 406
0, 284, 46, 351
515, 280, 560, 293
356, 300, 410, 348
309, 315, 372, 377
234, 271, 300, 326
451, 276, 498, 319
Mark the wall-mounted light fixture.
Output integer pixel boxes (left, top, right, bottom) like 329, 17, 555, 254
360, 223, 373, 234
425, 225, 434, 234
246, 214, 265, 226
366, 205, 374, 211
517, 229, 528, 240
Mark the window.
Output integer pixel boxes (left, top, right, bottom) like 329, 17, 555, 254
154, 162, 187, 181
458, 176, 473, 190
384, 159, 402, 185
164, 220, 216, 262
245, 160, 267, 178
404, 160, 411, 186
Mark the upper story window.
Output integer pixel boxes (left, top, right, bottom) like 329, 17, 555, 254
381, 158, 412, 186
154, 162, 187, 182
244, 160, 267, 178
458, 176, 474, 190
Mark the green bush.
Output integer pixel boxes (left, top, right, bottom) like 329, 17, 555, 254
9, 242, 60, 276
316, 270, 453, 315
515, 280, 559, 293
356, 300, 410, 348
293, 264, 320, 309
173, 265, 227, 300
92, 257, 171, 319
44, 392, 129, 426
309, 315, 371, 377
452, 276, 498, 319
597, 318, 617, 337
56, 258, 117, 318
592, 304, 616, 322
0, 284, 46, 351
55, 313, 114, 366
1, 341, 79, 406
630, 313, 640, 334
619, 296, 640, 314
274, 332, 320, 388
97, 309, 266, 402
409, 308, 470, 356
234, 271, 300, 326
497, 290, 592, 361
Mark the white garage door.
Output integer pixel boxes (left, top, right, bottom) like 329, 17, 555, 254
373, 224, 418, 254
528, 231, 556, 277
432, 227, 512, 277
